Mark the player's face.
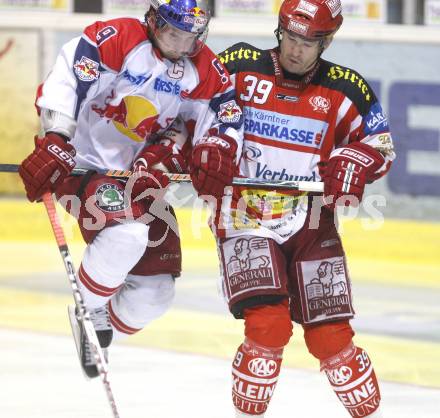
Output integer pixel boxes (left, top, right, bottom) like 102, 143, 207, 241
279, 31, 321, 75
155, 25, 199, 60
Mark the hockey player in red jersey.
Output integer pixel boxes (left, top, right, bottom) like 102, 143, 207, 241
190, 0, 395, 417
18, 0, 242, 378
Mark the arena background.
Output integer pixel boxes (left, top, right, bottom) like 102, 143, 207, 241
0, 1, 439, 417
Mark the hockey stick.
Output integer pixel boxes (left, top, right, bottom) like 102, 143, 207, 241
0, 163, 190, 181
41, 192, 121, 418
0, 163, 324, 192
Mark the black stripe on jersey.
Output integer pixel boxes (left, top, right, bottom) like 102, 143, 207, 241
314, 60, 378, 116
218, 42, 274, 76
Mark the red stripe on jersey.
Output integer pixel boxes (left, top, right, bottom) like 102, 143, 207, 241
186, 46, 232, 100
79, 264, 121, 297
108, 300, 141, 335
83, 18, 148, 72
334, 102, 360, 148
246, 133, 321, 155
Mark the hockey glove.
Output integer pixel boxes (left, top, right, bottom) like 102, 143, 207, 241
320, 141, 385, 209
131, 140, 187, 200
190, 132, 238, 199
19, 133, 76, 202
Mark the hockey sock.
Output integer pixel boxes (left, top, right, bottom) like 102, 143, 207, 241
321, 343, 382, 417
232, 338, 283, 417
78, 222, 149, 308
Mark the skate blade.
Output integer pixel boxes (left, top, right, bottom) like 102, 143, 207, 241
67, 305, 92, 381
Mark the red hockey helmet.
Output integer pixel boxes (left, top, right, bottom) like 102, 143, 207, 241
278, 0, 343, 40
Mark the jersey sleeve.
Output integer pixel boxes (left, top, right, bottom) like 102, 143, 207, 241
328, 64, 396, 179
35, 18, 147, 123
179, 46, 244, 160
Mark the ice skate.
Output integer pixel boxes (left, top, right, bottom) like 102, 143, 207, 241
68, 305, 113, 379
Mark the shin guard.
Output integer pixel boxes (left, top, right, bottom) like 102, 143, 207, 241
321, 343, 381, 417
232, 338, 283, 417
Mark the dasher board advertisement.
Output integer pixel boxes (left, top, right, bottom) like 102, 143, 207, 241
426, 0, 440, 25
0, 0, 71, 11
217, 0, 387, 22
0, 31, 40, 194
216, 0, 275, 16
104, 0, 149, 14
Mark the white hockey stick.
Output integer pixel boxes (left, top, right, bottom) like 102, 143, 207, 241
42, 192, 121, 418
0, 163, 324, 192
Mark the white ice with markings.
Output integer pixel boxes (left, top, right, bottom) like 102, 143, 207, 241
0, 329, 438, 418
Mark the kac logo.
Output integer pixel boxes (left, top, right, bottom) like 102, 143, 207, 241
325, 366, 352, 385
248, 358, 278, 377
309, 95, 331, 113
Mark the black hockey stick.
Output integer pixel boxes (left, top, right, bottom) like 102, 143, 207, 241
0, 163, 324, 192
42, 192, 121, 418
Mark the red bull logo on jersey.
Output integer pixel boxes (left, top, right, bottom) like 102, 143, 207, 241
74, 56, 100, 82
92, 93, 161, 142
218, 100, 242, 124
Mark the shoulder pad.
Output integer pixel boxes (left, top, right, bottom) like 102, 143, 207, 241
186, 46, 232, 100
218, 42, 267, 74
83, 18, 147, 71
319, 61, 377, 114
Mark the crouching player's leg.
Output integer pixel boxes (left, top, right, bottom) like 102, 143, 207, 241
108, 207, 180, 341
219, 236, 293, 417
57, 175, 180, 377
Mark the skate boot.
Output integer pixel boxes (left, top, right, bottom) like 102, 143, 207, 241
68, 305, 113, 378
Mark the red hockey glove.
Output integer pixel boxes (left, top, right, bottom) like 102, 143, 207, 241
320, 142, 385, 209
190, 132, 238, 199
131, 140, 187, 200
19, 133, 76, 202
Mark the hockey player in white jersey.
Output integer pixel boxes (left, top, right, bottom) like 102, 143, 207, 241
19, 0, 242, 378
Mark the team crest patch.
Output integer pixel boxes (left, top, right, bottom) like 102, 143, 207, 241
218, 100, 242, 124
74, 56, 100, 82
297, 257, 354, 323
95, 184, 127, 212
222, 237, 280, 301
309, 95, 331, 113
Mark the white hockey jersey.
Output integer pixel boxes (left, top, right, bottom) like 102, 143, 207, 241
36, 17, 242, 171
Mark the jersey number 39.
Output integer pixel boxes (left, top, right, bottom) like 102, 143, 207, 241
240, 75, 273, 104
